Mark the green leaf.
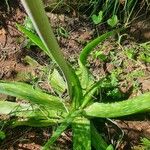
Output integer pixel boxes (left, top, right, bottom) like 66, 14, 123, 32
49, 69, 67, 95
81, 78, 112, 108
13, 117, 62, 127
92, 11, 103, 25
107, 15, 118, 27
79, 30, 117, 65
57, 27, 69, 38
78, 60, 90, 90
141, 138, 150, 149
24, 17, 35, 32
67, 64, 83, 109
0, 100, 66, 127
140, 53, 150, 63
0, 131, 6, 140
81, 80, 102, 108
84, 92, 150, 118
72, 118, 91, 150
0, 81, 66, 111
23, 55, 40, 67
43, 110, 82, 150
0, 100, 65, 119
95, 51, 107, 61
125, 48, 135, 59
16, 24, 49, 55
91, 123, 108, 150
0, 100, 32, 115
20, 1, 83, 107
106, 145, 114, 150
79, 30, 117, 90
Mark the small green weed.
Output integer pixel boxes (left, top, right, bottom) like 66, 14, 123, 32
134, 137, 150, 150
91, 0, 149, 28
107, 15, 119, 28
0, 131, 6, 140
141, 138, 150, 149
57, 26, 69, 38
92, 11, 103, 25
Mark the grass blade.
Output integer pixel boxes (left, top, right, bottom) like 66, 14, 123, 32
84, 92, 150, 118
72, 118, 91, 150
0, 81, 66, 111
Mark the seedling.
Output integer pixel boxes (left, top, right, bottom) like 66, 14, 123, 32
92, 11, 103, 25
107, 15, 118, 27
90, 0, 149, 28
0, 131, 6, 140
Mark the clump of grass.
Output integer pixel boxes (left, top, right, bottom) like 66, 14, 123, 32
90, 0, 149, 27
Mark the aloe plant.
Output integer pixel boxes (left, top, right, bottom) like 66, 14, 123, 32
0, 0, 150, 149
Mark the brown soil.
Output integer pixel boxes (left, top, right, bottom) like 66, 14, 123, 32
0, 1, 150, 150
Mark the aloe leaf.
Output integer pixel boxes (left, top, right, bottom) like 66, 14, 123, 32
0, 81, 66, 111
49, 69, 67, 95
81, 80, 100, 108
79, 30, 116, 65
78, 60, 90, 90
84, 92, 150, 118
72, 118, 91, 150
79, 30, 116, 90
0, 100, 65, 119
91, 123, 108, 150
17, 24, 46, 52
21, 0, 83, 107
43, 110, 82, 150
68, 64, 83, 108
0, 100, 66, 127
81, 78, 111, 108
13, 117, 61, 127
0, 101, 66, 120
21, 0, 74, 99
17, 24, 53, 59
0, 100, 32, 116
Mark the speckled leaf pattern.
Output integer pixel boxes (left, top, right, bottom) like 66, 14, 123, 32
72, 118, 91, 150
0, 81, 66, 111
84, 92, 150, 118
